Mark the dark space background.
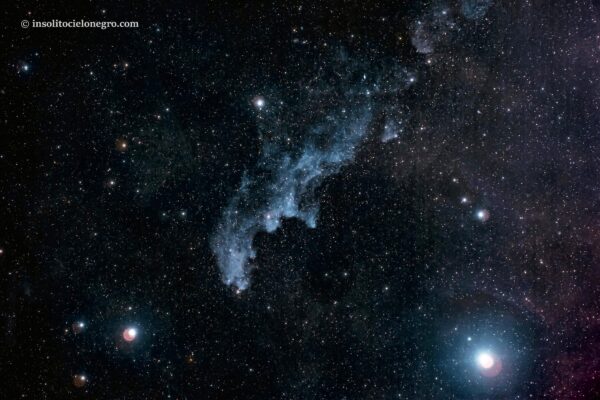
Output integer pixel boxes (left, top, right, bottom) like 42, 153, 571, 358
2, 0, 600, 398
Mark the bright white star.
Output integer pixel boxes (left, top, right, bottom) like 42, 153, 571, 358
477, 352, 495, 369
123, 327, 138, 342
252, 96, 266, 109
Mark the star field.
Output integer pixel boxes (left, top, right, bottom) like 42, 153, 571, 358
3, 0, 600, 399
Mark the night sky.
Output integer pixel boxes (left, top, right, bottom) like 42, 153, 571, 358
3, 1, 600, 398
